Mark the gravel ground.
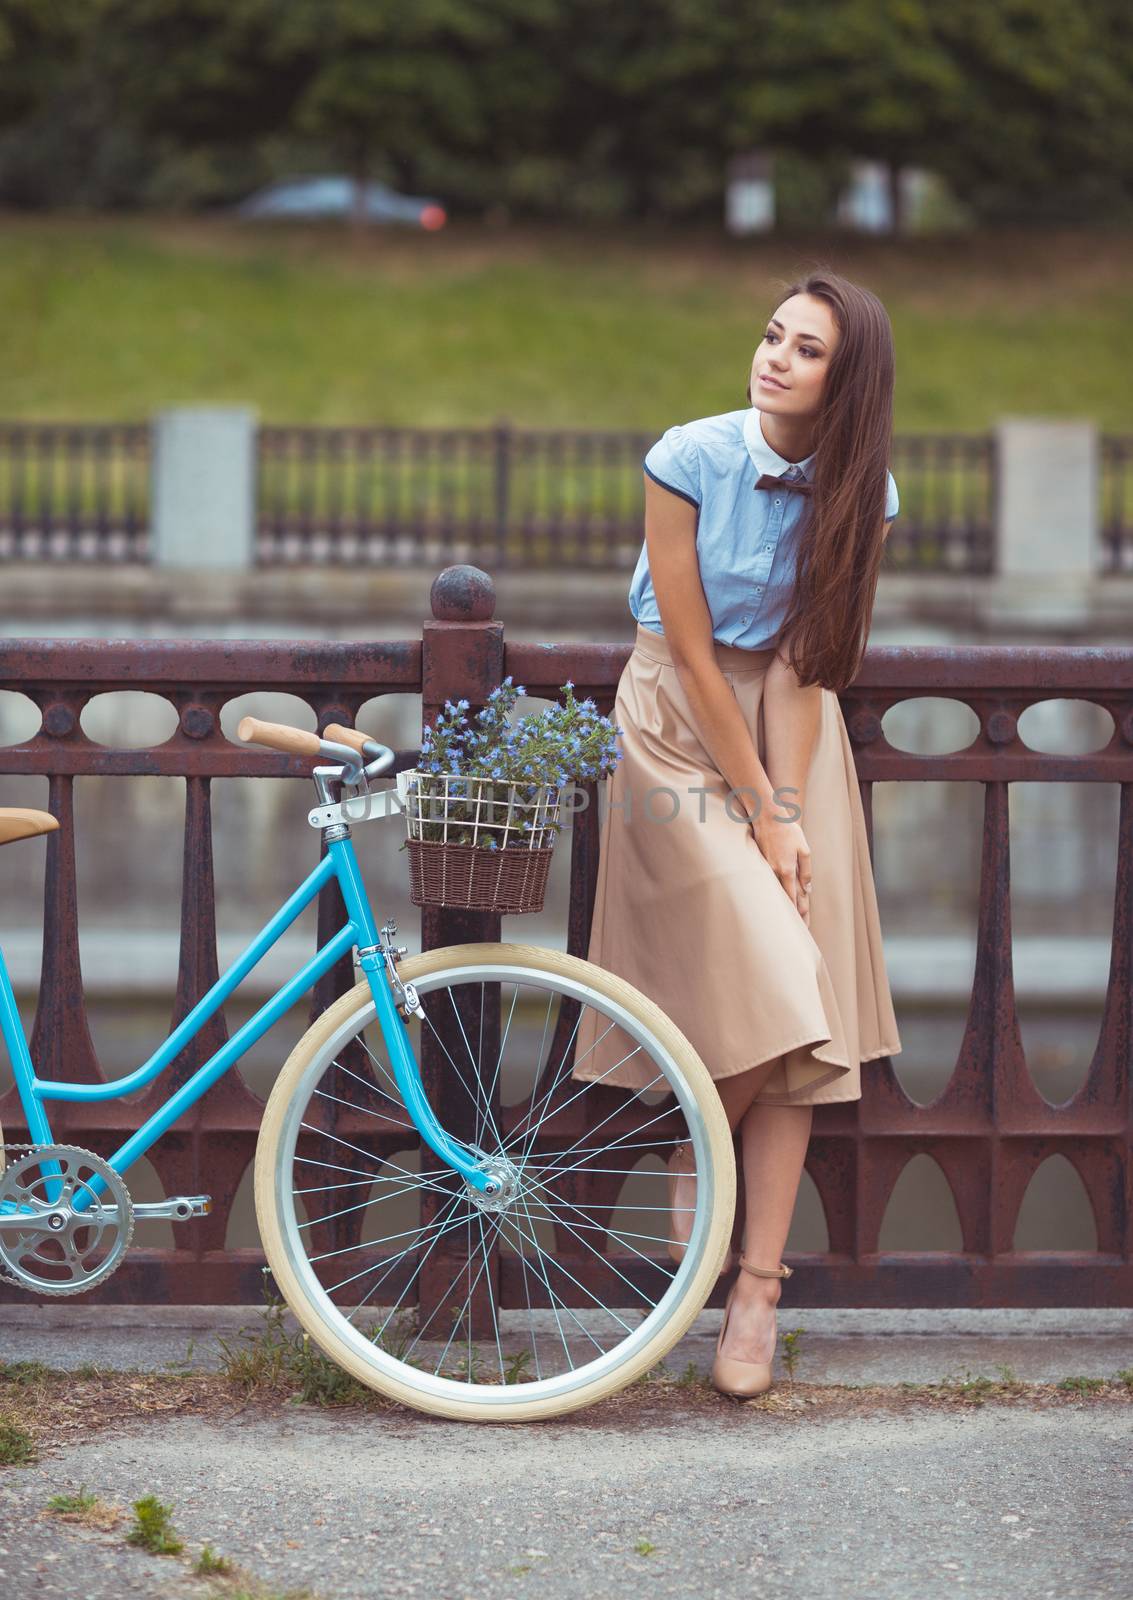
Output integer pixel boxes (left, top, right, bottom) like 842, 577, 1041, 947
2, 1403, 1131, 1600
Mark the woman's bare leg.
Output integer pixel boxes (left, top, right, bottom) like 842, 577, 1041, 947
721, 1097, 813, 1363
706, 1059, 813, 1366
713, 1060, 780, 1133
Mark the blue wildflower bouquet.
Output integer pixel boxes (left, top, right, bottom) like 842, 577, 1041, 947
400, 675, 622, 853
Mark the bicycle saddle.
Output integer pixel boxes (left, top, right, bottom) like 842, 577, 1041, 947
0, 809, 58, 847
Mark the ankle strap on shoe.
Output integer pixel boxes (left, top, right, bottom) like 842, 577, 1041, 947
739, 1258, 793, 1278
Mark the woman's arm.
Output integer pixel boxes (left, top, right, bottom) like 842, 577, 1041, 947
762, 651, 823, 828
643, 476, 778, 827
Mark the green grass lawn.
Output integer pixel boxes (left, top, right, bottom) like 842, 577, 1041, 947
1, 214, 1130, 430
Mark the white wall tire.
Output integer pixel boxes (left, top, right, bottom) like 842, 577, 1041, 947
255, 942, 734, 1422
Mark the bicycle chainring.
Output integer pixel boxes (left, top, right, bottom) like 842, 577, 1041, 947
0, 1144, 134, 1295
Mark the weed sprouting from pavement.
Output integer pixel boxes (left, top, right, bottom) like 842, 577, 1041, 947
0, 1360, 51, 1387
48, 1486, 99, 1514
0, 1414, 36, 1465
195, 1544, 233, 1575
126, 1494, 183, 1555
779, 1327, 805, 1381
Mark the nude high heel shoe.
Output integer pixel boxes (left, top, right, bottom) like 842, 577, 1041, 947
667, 1140, 736, 1274
709, 1257, 793, 1398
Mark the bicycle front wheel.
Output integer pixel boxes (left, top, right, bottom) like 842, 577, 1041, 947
255, 941, 735, 1422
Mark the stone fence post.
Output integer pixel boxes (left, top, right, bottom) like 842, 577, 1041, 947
151, 406, 258, 571
993, 418, 1100, 621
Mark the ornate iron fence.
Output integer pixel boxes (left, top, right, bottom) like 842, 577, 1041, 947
0, 423, 150, 562
0, 568, 1130, 1308
255, 423, 659, 571
256, 423, 996, 574
885, 432, 996, 575
0, 419, 1012, 574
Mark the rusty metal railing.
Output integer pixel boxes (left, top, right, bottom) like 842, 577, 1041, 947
0, 567, 1130, 1307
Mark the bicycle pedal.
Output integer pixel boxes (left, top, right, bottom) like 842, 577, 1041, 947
133, 1195, 212, 1222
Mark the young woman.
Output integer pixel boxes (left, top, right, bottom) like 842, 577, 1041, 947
571, 267, 903, 1397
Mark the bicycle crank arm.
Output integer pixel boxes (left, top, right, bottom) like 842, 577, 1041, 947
133, 1196, 212, 1222
0, 1194, 211, 1230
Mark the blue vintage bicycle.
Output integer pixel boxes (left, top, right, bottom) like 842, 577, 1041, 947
0, 717, 734, 1421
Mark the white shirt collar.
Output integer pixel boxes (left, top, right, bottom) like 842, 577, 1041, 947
742, 406, 816, 481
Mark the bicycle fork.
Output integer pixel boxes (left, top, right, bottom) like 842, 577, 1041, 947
328, 835, 502, 1200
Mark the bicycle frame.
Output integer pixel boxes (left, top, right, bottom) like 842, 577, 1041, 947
0, 834, 494, 1199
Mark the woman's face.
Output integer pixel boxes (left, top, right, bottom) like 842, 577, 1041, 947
749, 293, 840, 418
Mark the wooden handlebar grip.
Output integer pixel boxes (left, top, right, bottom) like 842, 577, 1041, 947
323, 723, 371, 755
236, 716, 323, 758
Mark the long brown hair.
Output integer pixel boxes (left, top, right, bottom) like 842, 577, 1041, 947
749, 268, 895, 693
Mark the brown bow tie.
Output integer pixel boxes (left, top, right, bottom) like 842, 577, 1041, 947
755, 471, 813, 496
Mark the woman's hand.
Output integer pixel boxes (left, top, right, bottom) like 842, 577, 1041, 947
751, 815, 812, 927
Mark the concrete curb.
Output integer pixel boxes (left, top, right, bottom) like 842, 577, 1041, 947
3, 1304, 1130, 1386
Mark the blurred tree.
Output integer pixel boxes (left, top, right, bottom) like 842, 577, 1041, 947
287, 0, 560, 218
0, 1, 77, 130
95, 0, 559, 218
97, 0, 314, 147
932, 0, 1133, 222
0, 0, 142, 207
0, 0, 1128, 222
717, 0, 1133, 227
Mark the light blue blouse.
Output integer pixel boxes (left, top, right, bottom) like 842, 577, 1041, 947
627, 407, 900, 651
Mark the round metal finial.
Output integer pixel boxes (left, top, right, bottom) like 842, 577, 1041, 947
430, 566, 496, 621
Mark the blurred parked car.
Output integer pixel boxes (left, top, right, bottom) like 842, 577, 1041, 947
233, 175, 446, 229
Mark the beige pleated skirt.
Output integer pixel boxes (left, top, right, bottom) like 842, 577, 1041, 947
571, 622, 902, 1103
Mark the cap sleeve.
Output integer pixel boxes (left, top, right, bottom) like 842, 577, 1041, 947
643, 424, 701, 510
885, 469, 900, 522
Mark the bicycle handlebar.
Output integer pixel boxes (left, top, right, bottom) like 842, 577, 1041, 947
237, 716, 323, 758
238, 716, 395, 786
322, 723, 369, 755
324, 724, 396, 775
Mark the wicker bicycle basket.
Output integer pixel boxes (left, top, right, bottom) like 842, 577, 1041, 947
397, 768, 562, 914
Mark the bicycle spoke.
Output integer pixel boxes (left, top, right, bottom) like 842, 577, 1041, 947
520, 1183, 664, 1307
370, 1195, 476, 1344
508, 985, 559, 1168
509, 1205, 545, 1383
313, 1085, 417, 1138
311, 1203, 464, 1265
416, 990, 503, 1151
411, 1212, 501, 1366
473, 979, 515, 1152
475, 1209, 506, 1383
296, 1133, 453, 1197
509, 1007, 615, 1163
515, 1084, 668, 1189
439, 984, 506, 1151
505, 1196, 632, 1339
520, 1135, 688, 1168
331, 1190, 468, 1302
507, 1195, 601, 1359
294, 1176, 396, 1196
295, 1179, 435, 1230
528, 1193, 681, 1249
506, 1048, 659, 1162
